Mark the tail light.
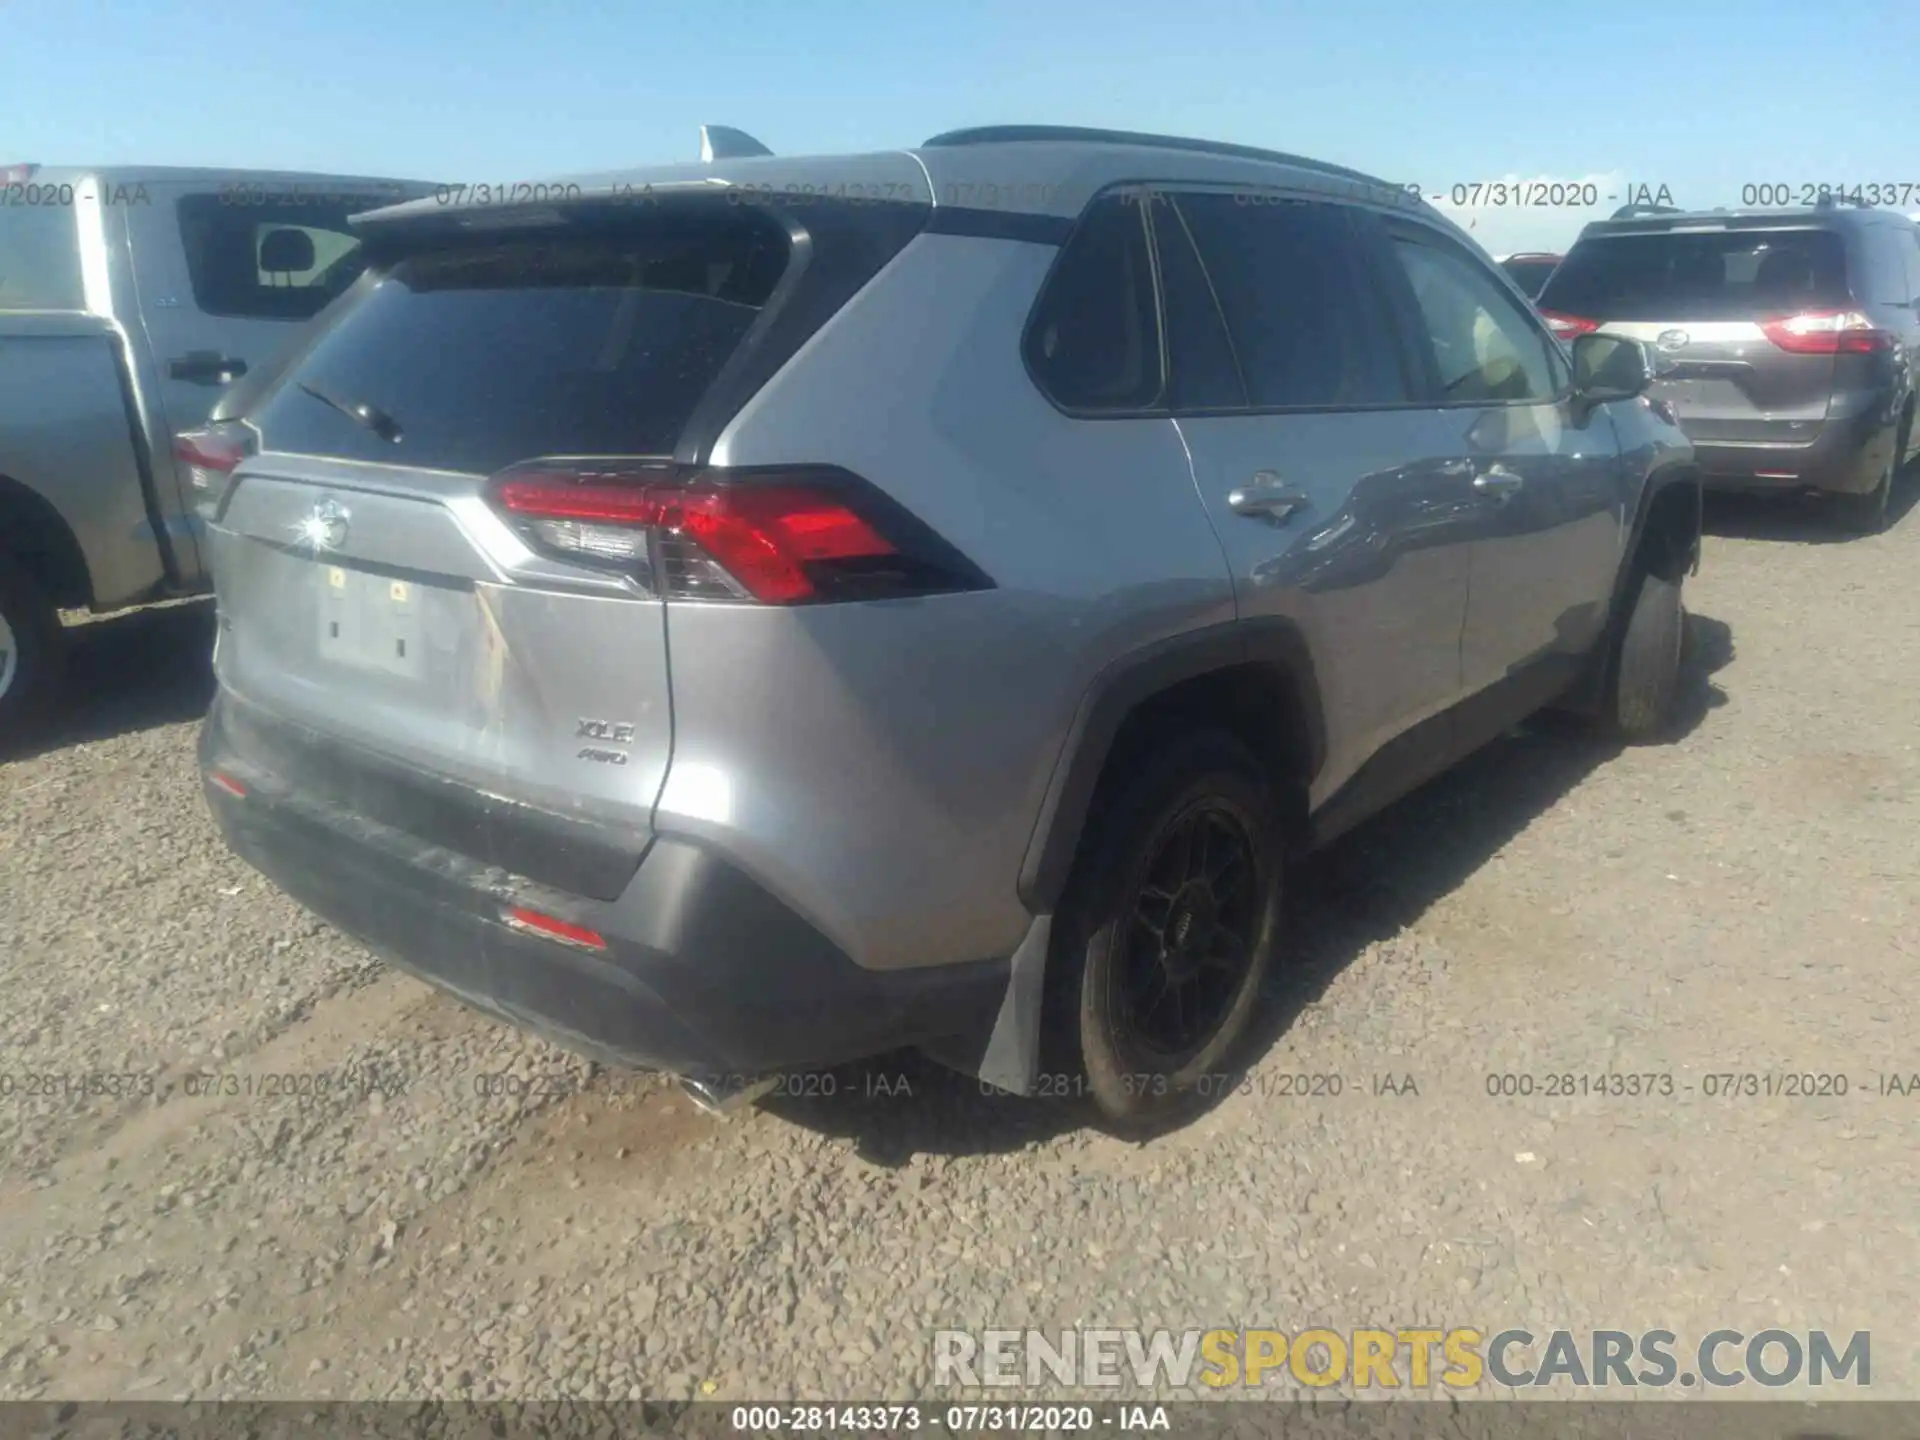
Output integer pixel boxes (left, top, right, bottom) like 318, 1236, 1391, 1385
1539, 310, 1600, 341
486, 460, 993, 605
173, 422, 255, 509
1760, 309, 1894, 355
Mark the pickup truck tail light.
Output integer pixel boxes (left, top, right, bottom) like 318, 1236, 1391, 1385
1539, 310, 1600, 341
1760, 309, 1893, 355
486, 459, 993, 605
174, 422, 255, 512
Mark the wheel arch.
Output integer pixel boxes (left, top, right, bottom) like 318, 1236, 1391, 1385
1018, 618, 1328, 916
0, 473, 93, 610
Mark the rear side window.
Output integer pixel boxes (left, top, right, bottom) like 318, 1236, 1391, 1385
177, 194, 386, 322
1153, 198, 1248, 410
1025, 193, 1162, 411
1539, 228, 1850, 321
1173, 192, 1407, 409
0, 204, 84, 310
250, 209, 792, 473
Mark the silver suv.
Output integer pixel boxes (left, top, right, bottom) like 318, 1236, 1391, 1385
195, 126, 1701, 1127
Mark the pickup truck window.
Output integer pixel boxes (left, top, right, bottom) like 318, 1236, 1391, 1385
175, 194, 376, 322
0, 204, 85, 310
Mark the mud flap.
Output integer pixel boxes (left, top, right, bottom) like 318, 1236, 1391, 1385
921, 913, 1049, 1096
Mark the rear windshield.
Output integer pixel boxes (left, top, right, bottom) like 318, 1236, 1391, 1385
250, 210, 791, 473
1538, 228, 1850, 321
0, 203, 85, 310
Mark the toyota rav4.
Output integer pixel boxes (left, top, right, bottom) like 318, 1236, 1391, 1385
194, 125, 1701, 1127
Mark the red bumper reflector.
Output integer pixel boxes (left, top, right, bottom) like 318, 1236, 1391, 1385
208, 771, 248, 798
503, 905, 607, 952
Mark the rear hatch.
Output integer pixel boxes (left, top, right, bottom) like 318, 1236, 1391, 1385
1538, 224, 1854, 444
207, 177, 931, 867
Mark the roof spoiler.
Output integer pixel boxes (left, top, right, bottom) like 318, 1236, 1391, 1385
700, 126, 773, 163
1609, 203, 1684, 220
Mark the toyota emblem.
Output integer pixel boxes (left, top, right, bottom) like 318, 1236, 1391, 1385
301, 499, 351, 552
1656, 329, 1691, 352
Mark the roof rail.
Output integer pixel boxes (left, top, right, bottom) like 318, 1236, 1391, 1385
1812, 192, 1873, 211
920, 125, 1392, 191
1609, 202, 1685, 220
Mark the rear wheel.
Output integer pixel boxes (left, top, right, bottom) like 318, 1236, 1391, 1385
1834, 424, 1903, 535
1601, 565, 1684, 743
1049, 731, 1283, 1129
0, 563, 65, 750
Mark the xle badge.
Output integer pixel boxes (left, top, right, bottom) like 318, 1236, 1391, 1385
576, 716, 635, 766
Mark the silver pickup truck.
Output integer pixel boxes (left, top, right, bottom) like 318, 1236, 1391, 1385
0, 163, 433, 742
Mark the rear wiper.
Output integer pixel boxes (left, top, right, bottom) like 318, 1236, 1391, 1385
297, 381, 404, 443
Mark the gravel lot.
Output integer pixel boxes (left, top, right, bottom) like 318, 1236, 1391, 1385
2, 485, 1917, 1404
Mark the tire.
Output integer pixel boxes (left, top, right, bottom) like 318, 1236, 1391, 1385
1048, 731, 1284, 1129
1833, 428, 1901, 535
0, 563, 65, 750
1602, 565, 1683, 743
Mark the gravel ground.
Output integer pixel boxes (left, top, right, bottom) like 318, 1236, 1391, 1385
1, 485, 1917, 1404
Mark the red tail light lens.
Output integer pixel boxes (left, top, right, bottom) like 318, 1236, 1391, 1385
487, 461, 991, 605
1760, 309, 1892, 355
174, 422, 255, 505
502, 906, 607, 952
1539, 310, 1600, 341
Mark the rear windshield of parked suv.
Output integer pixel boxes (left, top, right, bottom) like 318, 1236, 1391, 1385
1538, 228, 1850, 321
0, 204, 85, 310
248, 209, 791, 473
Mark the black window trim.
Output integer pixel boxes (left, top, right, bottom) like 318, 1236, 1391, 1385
1370, 211, 1577, 410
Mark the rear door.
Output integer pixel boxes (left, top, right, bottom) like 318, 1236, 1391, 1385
1538, 224, 1851, 445
1154, 187, 1479, 806
208, 199, 822, 835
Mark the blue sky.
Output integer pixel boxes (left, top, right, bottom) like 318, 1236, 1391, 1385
6, 0, 1919, 254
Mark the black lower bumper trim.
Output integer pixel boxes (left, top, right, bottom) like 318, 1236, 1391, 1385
200, 693, 1009, 1079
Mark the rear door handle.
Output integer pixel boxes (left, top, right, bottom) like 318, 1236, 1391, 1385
1227, 470, 1310, 521
1473, 465, 1525, 499
168, 351, 248, 384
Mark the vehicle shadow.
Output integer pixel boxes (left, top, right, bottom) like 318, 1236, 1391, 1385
2, 598, 216, 763
764, 610, 1735, 1163
1701, 459, 1920, 543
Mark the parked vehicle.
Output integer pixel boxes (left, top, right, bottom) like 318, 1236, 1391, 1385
1537, 198, 1920, 532
197, 125, 1700, 1127
1497, 251, 1562, 299
0, 164, 434, 740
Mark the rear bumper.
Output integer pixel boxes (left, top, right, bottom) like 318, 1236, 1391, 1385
199, 691, 1009, 1081
1688, 408, 1893, 496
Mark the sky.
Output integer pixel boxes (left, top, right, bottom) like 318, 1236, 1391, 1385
6, 0, 1920, 256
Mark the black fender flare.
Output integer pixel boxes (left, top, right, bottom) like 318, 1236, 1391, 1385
1017, 616, 1327, 914
1562, 459, 1701, 714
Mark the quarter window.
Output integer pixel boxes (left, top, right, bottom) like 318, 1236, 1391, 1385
1025, 194, 1162, 411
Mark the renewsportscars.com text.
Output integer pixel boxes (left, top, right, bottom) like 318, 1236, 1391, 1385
932, 1327, 1870, 1391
